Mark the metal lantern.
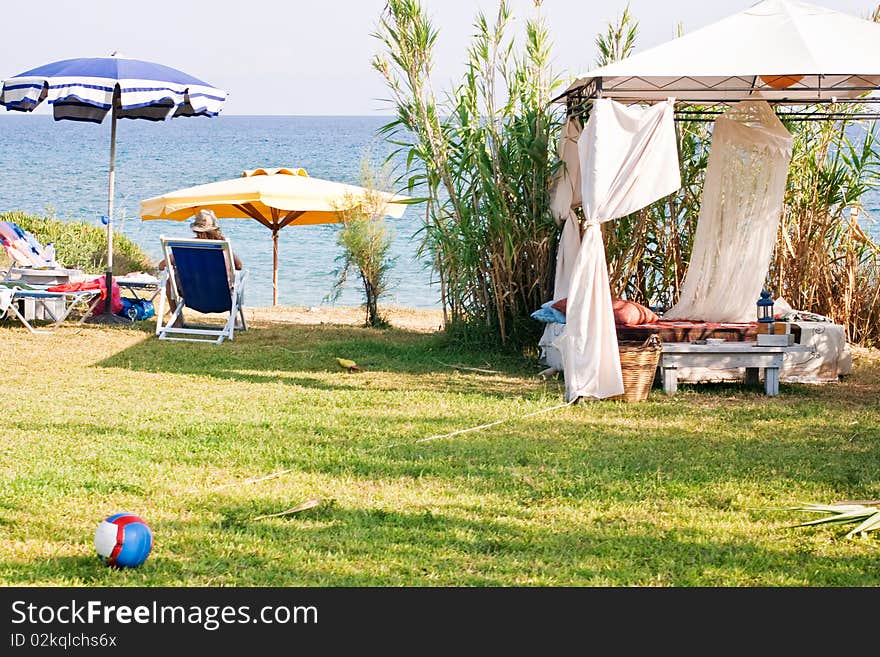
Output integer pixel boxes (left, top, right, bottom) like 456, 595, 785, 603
757, 290, 775, 323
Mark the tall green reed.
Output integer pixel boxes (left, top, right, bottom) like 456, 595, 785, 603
772, 114, 880, 345
374, 0, 562, 346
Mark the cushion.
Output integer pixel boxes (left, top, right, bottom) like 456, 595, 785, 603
547, 296, 658, 325
612, 298, 659, 325
531, 300, 567, 324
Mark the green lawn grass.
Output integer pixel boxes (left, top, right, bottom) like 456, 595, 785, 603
1, 315, 878, 586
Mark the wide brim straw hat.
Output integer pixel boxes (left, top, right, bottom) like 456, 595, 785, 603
191, 208, 220, 232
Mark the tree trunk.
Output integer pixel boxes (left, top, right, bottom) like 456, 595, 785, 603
363, 275, 378, 327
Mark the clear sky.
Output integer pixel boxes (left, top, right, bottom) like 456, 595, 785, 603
1, 0, 875, 115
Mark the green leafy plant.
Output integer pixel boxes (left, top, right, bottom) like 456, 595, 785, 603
0, 210, 154, 275
327, 160, 397, 328
772, 113, 880, 347
374, 0, 562, 346
789, 501, 880, 538
594, 2, 638, 67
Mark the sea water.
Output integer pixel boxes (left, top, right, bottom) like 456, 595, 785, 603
0, 115, 440, 309
0, 114, 877, 308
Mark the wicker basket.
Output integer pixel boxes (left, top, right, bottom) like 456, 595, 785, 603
610, 334, 662, 402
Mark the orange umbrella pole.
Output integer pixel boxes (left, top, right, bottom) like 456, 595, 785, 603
272, 229, 279, 306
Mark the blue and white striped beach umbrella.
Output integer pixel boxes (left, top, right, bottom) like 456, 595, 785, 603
0, 55, 226, 122
0, 53, 227, 319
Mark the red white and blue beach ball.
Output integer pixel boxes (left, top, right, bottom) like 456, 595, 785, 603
94, 514, 153, 568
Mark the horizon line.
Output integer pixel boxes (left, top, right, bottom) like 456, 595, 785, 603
0, 112, 400, 118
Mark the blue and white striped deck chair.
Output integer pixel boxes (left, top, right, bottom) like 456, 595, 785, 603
0, 283, 101, 334
156, 236, 247, 344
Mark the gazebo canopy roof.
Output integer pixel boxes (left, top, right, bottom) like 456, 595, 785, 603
560, 0, 880, 106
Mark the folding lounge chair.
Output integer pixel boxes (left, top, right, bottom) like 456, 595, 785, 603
0, 221, 60, 271
0, 283, 101, 334
155, 236, 248, 344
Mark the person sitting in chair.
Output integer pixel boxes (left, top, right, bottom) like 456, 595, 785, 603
157, 209, 243, 327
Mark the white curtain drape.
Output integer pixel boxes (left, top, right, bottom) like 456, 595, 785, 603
549, 117, 584, 300
540, 118, 584, 370
563, 98, 681, 401
664, 100, 793, 322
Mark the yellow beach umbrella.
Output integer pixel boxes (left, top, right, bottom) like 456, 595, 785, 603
140, 167, 409, 305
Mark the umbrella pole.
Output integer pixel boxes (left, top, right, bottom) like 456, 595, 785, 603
272, 229, 279, 306
104, 105, 117, 317
92, 101, 126, 324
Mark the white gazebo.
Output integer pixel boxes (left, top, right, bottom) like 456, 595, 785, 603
546, 0, 880, 402
560, 0, 880, 108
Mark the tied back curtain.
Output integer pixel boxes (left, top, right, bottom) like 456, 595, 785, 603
549, 117, 584, 300
539, 117, 583, 368
664, 100, 793, 322
564, 98, 681, 401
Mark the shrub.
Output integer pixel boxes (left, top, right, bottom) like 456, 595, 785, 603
327, 161, 397, 328
0, 211, 154, 275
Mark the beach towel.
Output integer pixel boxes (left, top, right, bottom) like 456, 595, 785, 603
0, 221, 60, 268
48, 276, 123, 314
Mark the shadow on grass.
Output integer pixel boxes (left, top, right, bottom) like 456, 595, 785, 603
284, 416, 880, 502
95, 322, 546, 398
3, 504, 877, 586
7, 377, 877, 499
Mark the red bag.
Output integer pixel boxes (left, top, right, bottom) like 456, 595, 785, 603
48, 275, 123, 315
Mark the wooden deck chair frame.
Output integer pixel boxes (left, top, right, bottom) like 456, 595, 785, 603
155, 236, 248, 344
0, 286, 101, 334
